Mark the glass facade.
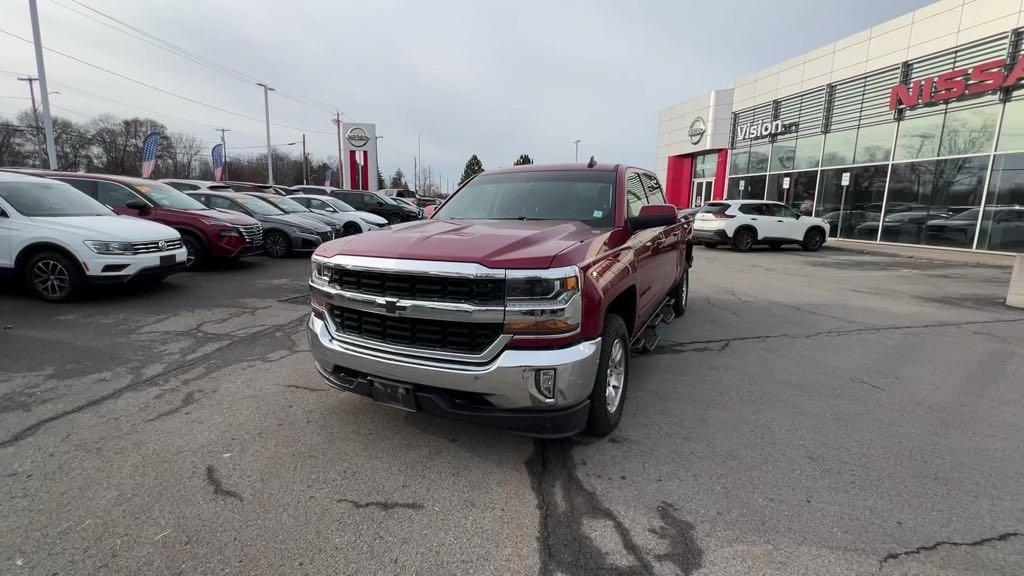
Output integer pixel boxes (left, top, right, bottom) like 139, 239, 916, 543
726, 28, 1024, 253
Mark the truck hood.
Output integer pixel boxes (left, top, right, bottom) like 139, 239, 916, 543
30, 215, 179, 241
316, 218, 603, 268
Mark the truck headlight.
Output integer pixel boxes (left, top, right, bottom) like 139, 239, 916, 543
310, 257, 332, 287
505, 267, 581, 336
83, 240, 134, 255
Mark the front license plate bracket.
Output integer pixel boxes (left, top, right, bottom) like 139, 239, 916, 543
369, 378, 417, 411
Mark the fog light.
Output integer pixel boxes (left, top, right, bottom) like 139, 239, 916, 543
535, 369, 556, 399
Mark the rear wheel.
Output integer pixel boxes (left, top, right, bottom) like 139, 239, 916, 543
671, 267, 689, 317
264, 231, 290, 258
732, 229, 755, 252
24, 251, 82, 302
802, 228, 825, 252
341, 222, 361, 237
586, 314, 630, 437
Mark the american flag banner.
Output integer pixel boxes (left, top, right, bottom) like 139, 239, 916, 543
140, 132, 161, 178
323, 168, 333, 187
211, 144, 224, 181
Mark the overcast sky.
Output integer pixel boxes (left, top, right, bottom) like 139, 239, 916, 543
1, 0, 929, 187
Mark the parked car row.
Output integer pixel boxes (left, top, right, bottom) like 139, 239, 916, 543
0, 170, 410, 302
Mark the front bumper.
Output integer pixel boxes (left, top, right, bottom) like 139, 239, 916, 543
83, 247, 188, 284
307, 314, 601, 435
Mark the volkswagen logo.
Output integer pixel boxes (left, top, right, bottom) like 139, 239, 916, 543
688, 117, 706, 145
158, 240, 168, 250
346, 127, 370, 148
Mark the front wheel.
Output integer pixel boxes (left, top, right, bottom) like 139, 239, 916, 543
341, 222, 361, 237
264, 231, 291, 258
180, 234, 205, 269
802, 228, 825, 252
386, 212, 403, 225
586, 314, 630, 437
25, 251, 82, 302
671, 268, 689, 317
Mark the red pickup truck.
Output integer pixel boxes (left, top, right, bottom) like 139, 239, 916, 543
308, 162, 692, 437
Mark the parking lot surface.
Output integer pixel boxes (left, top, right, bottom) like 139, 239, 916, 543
2, 248, 1024, 576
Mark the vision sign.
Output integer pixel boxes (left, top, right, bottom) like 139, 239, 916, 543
888, 57, 1024, 110
735, 119, 791, 140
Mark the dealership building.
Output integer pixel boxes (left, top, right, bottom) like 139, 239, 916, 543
657, 0, 1024, 253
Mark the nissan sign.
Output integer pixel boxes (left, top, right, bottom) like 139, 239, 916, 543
688, 117, 707, 145
346, 127, 370, 148
889, 57, 1024, 110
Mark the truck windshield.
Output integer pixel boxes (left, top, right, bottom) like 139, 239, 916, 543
435, 170, 615, 227
0, 180, 112, 217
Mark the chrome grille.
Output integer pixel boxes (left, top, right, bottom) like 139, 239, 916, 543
131, 239, 183, 254
239, 224, 263, 245
327, 269, 505, 306
330, 306, 502, 355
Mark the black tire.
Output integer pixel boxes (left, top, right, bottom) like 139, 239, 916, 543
180, 233, 205, 270
703, 242, 718, 249
586, 314, 630, 437
732, 228, 755, 252
802, 228, 825, 252
264, 231, 291, 258
671, 267, 689, 317
386, 212, 403, 225
24, 251, 82, 302
341, 222, 361, 237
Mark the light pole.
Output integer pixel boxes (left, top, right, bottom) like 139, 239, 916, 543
257, 83, 275, 184
574, 139, 581, 163
27, 0, 57, 169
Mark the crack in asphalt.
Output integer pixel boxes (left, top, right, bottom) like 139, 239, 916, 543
205, 465, 243, 501
145, 390, 200, 423
0, 315, 308, 449
652, 317, 1024, 356
337, 498, 425, 512
526, 440, 703, 576
281, 384, 326, 393
879, 532, 1023, 567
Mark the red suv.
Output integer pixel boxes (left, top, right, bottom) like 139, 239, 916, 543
23, 171, 264, 268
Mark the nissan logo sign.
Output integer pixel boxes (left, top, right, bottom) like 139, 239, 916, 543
346, 127, 370, 148
688, 117, 706, 145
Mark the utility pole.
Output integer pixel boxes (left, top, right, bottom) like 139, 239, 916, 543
574, 139, 581, 163
215, 128, 230, 180
17, 76, 39, 125
301, 133, 307, 185
27, 0, 57, 169
332, 111, 343, 188
256, 82, 274, 184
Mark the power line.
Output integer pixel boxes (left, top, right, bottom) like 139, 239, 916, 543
55, 0, 352, 120
0, 26, 333, 136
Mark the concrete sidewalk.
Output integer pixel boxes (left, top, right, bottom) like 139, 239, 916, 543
826, 239, 1017, 267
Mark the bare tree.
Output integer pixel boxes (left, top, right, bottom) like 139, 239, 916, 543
162, 132, 204, 178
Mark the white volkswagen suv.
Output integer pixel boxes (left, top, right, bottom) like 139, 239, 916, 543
693, 200, 829, 252
0, 172, 187, 301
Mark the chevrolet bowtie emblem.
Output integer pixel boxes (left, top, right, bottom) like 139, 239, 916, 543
377, 297, 402, 315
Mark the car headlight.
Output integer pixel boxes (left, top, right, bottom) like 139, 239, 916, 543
310, 257, 332, 287
504, 267, 581, 336
200, 218, 234, 226
83, 240, 134, 255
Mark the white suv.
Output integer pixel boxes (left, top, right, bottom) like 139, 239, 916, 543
0, 172, 187, 301
693, 200, 830, 252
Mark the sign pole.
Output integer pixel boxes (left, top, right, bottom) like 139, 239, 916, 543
837, 172, 851, 238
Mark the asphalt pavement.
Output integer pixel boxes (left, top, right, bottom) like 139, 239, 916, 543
2, 247, 1023, 576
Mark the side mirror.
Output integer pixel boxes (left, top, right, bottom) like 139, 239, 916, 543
125, 199, 149, 211
629, 204, 678, 231
424, 205, 437, 218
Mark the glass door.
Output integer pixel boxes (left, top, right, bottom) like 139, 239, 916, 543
692, 179, 714, 207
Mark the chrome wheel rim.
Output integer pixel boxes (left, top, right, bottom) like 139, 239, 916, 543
183, 240, 197, 267
605, 339, 626, 413
739, 233, 752, 250
679, 273, 688, 308
32, 259, 70, 298
266, 234, 288, 257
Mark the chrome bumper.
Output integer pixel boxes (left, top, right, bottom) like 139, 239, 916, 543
307, 314, 601, 409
